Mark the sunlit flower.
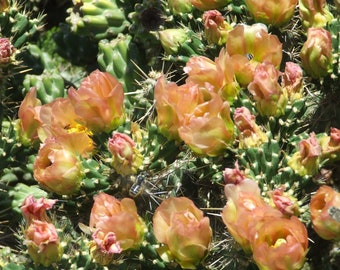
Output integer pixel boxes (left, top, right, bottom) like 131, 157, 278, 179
178, 93, 235, 156
68, 70, 125, 133
245, 0, 298, 27
203, 10, 232, 45
288, 132, 321, 176
167, 0, 193, 14
248, 62, 288, 116
281, 62, 304, 100
33, 132, 93, 195
16, 87, 42, 146
268, 186, 300, 217
252, 216, 308, 270
299, 0, 334, 28
24, 220, 63, 267
226, 24, 282, 86
153, 197, 212, 269
89, 193, 146, 251
21, 195, 57, 225
300, 27, 333, 78
233, 106, 268, 148
154, 75, 203, 140
310, 185, 340, 240
108, 132, 143, 176
190, 0, 231, 11
319, 128, 340, 162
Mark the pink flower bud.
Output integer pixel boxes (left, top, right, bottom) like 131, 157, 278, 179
300, 27, 333, 78
223, 161, 248, 185
281, 62, 304, 100
16, 87, 42, 146
310, 185, 340, 240
89, 193, 146, 251
203, 10, 232, 45
190, 0, 231, 11
288, 132, 322, 176
21, 195, 57, 225
248, 62, 288, 116
0, 37, 15, 64
68, 70, 125, 133
252, 216, 308, 270
108, 132, 143, 176
24, 220, 63, 267
299, 0, 334, 28
245, 0, 298, 27
233, 106, 268, 148
269, 186, 300, 217
153, 197, 212, 269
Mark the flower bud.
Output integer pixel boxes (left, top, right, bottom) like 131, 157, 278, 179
268, 186, 300, 217
281, 62, 304, 100
223, 161, 248, 185
190, 0, 231, 11
319, 127, 340, 162
203, 10, 232, 45
108, 132, 143, 176
299, 0, 334, 28
288, 132, 321, 176
24, 220, 63, 267
68, 70, 125, 133
300, 27, 333, 78
159, 29, 188, 55
0, 37, 15, 64
245, 0, 297, 27
153, 197, 212, 269
310, 185, 340, 240
233, 106, 268, 148
248, 62, 288, 116
167, 0, 193, 14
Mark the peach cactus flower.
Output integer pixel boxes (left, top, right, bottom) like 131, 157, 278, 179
190, 0, 231, 11
89, 193, 146, 251
178, 93, 235, 157
203, 10, 232, 45
226, 24, 282, 86
153, 197, 212, 269
251, 216, 308, 270
16, 87, 42, 146
299, 0, 334, 28
107, 132, 143, 176
310, 185, 340, 240
33, 132, 93, 195
319, 127, 340, 162
288, 132, 322, 176
245, 0, 298, 27
68, 70, 125, 133
300, 27, 333, 79
248, 62, 288, 116
24, 219, 63, 267
154, 75, 203, 140
233, 106, 268, 148
21, 195, 57, 224
281, 62, 304, 100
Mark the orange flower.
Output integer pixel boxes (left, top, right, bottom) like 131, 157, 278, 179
24, 220, 63, 267
108, 132, 143, 176
248, 62, 288, 116
89, 193, 146, 251
288, 132, 321, 176
21, 195, 57, 225
154, 75, 203, 140
16, 87, 42, 146
233, 106, 268, 148
190, 0, 231, 11
153, 197, 212, 269
245, 0, 298, 27
68, 70, 125, 133
33, 132, 93, 195
252, 216, 308, 270
310, 185, 340, 240
178, 93, 234, 156
0, 37, 15, 64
